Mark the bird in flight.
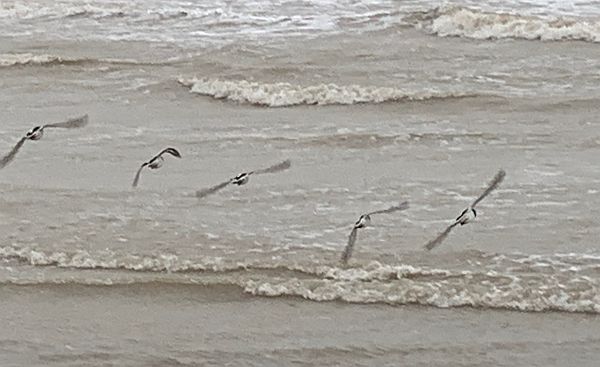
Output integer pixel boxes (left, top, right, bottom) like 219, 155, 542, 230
341, 201, 409, 266
0, 114, 88, 169
132, 147, 182, 188
196, 159, 291, 199
424, 169, 506, 251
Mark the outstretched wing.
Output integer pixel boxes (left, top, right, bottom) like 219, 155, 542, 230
44, 114, 89, 129
252, 159, 291, 175
0, 137, 27, 169
367, 201, 409, 216
340, 227, 359, 266
132, 163, 147, 188
157, 147, 181, 159
471, 169, 506, 208
196, 180, 232, 199
424, 222, 459, 251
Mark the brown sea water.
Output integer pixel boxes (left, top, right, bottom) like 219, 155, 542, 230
1, 1, 600, 365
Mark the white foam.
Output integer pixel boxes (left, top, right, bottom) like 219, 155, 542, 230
0, 246, 237, 272
317, 261, 451, 281
525, 200, 577, 208
243, 273, 600, 313
4, 245, 600, 314
0, 53, 163, 67
0, 0, 402, 45
0, 53, 66, 67
0, 2, 125, 20
242, 254, 600, 313
179, 78, 474, 107
429, 6, 600, 43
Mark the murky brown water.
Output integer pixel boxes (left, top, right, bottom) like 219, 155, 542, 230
2, 1, 600, 365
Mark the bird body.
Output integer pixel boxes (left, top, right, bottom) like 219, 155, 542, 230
0, 114, 88, 169
232, 172, 251, 186
340, 201, 409, 266
456, 207, 476, 226
147, 156, 164, 169
25, 126, 44, 140
354, 214, 371, 229
196, 160, 290, 199
132, 147, 181, 187
424, 169, 505, 251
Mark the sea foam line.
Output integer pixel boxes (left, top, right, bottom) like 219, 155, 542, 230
426, 6, 600, 43
2, 245, 600, 314
0, 53, 174, 67
244, 274, 600, 314
178, 78, 477, 107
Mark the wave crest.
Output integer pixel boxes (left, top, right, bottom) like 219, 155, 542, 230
244, 260, 600, 313
0, 53, 173, 68
178, 78, 476, 107
2, 246, 600, 314
0, 53, 74, 67
426, 6, 600, 43
0, 245, 235, 272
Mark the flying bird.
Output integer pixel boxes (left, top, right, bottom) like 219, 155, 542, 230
424, 169, 506, 251
0, 114, 88, 169
132, 147, 182, 188
340, 201, 409, 266
196, 159, 291, 198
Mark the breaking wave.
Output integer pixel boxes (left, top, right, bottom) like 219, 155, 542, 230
178, 78, 477, 107
0, 53, 173, 67
2, 246, 600, 314
0, 53, 77, 67
0, 245, 241, 272
3, 2, 600, 45
420, 6, 600, 43
0, 3, 200, 21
